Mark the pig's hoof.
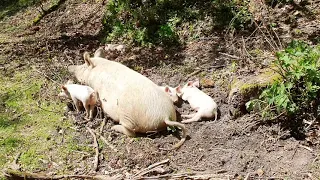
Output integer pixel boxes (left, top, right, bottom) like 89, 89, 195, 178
181, 120, 192, 124
111, 125, 136, 137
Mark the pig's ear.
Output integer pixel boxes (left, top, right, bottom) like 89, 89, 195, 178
66, 79, 74, 84
61, 85, 68, 91
175, 85, 182, 93
193, 80, 200, 88
187, 81, 193, 87
83, 52, 92, 66
164, 86, 171, 93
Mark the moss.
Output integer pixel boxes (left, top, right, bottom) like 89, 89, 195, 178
0, 69, 77, 173
238, 69, 282, 95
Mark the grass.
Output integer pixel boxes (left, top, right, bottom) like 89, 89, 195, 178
0, 69, 93, 176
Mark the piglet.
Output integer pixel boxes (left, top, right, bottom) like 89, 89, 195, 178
159, 85, 180, 104
177, 80, 218, 123
58, 82, 97, 120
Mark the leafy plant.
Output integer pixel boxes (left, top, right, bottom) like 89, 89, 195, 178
246, 41, 320, 119
102, 0, 253, 46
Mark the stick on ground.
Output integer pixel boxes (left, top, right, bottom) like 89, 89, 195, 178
95, 131, 118, 153
3, 169, 118, 180
132, 159, 169, 178
86, 126, 99, 172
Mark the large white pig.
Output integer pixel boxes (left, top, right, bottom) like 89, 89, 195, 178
68, 52, 187, 149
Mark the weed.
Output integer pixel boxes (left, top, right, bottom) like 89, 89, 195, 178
246, 41, 320, 119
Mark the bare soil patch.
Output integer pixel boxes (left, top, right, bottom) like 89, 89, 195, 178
1, 0, 320, 179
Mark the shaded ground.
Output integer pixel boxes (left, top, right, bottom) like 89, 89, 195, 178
1, 0, 320, 179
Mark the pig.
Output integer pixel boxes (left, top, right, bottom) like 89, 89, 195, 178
159, 85, 180, 104
58, 81, 97, 120
68, 52, 187, 149
94, 47, 106, 58
177, 80, 218, 123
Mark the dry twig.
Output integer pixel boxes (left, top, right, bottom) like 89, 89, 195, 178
139, 172, 226, 180
244, 172, 251, 180
299, 145, 314, 152
95, 131, 118, 153
219, 52, 242, 60
132, 159, 169, 178
100, 118, 106, 134
86, 126, 99, 172
3, 169, 119, 180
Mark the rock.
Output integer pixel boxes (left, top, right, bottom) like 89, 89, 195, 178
228, 68, 281, 118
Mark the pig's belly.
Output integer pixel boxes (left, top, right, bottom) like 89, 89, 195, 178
101, 97, 120, 122
119, 113, 167, 133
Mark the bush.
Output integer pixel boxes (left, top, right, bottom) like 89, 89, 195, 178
102, 0, 253, 46
246, 41, 320, 119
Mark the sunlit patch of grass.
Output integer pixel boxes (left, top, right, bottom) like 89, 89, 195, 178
0, 69, 80, 174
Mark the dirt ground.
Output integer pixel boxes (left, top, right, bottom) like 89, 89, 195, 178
1, 0, 320, 179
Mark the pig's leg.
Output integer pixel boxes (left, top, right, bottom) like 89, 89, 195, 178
71, 97, 81, 113
181, 113, 197, 119
181, 112, 202, 123
89, 105, 95, 120
83, 102, 90, 120
111, 125, 136, 137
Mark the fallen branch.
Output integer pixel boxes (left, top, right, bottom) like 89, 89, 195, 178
185, 69, 202, 80
132, 159, 169, 178
95, 131, 118, 153
100, 118, 106, 134
86, 126, 99, 172
139, 172, 227, 179
219, 52, 242, 60
3, 169, 118, 180
299, 145, 313, 152
244, 172, 251, 180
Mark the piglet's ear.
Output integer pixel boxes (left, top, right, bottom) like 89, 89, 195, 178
175, 85, 181, 93
187, 81, 193, 87
193, 80, 200, 88
164, 86, 171, 93
61, 85, 67, 91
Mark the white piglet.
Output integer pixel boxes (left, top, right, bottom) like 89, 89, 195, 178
159, 85, 180, 104
177, 80, 218, 123
58, 83, 97, 120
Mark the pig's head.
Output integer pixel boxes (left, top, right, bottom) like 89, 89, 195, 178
162, 85, 180, 103
58, 85, 70, 99
176, 80, 200, 101
68, 52, 93, 84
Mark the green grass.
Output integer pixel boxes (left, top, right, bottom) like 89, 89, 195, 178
0, 69, 93, 175
0, 0, 42, 20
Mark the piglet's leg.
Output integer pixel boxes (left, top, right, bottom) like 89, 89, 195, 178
71, 97, 81, 113
89, 105, 95, 120
111, 125, 136, 137
181, 112, 202, 123
181, 113, 197, 119
83, 103, 90, 120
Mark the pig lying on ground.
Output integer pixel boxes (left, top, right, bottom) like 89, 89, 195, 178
159, 85, 180, 104
58, 81, 97, 120
68, 52, 187, 149
105, 44, 126, 53
177, 80, 218, 123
